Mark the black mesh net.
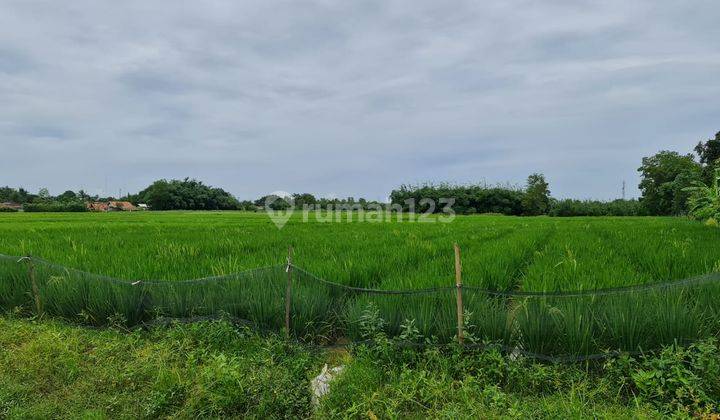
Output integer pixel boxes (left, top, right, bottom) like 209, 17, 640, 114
2, 253, 720, 361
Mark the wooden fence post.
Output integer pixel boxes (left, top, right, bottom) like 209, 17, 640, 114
26, 256, 43, 317
454, 243, 464, 345
285, 246, 293, 338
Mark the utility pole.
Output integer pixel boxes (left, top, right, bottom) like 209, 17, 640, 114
622, 180, 626, 200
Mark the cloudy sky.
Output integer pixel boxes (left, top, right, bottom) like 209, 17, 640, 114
1, 1, 718, 201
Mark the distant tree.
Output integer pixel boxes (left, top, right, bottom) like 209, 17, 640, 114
0, 187, 34, 204
57, 190, 78, 202
522, 173, 551, 215
37, 188, 51, 202
136, 178, 240, 210
237, 200, 256, 211
695, 131, 720, 183
390, 183, 525, 215
256, 194, 291, 210
638, 151, 701, 215
292, 193, 317, 207
0, 187, 14, 202
550, 199, 645, 217
671, 171, 702, 215
140, 180, 174, 210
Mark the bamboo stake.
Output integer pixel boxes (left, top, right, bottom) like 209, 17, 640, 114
285, 245, 293, 338
454, 243, 463, 344
27, 256, 43, 316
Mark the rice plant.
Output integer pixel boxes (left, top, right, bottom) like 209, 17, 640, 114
1, 211, 719, 357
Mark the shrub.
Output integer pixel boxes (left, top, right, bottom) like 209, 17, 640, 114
23, 202, 87, 212
549, 199, 645, 217
323, 337, 720, 418
0, 207, 18, 213
605, 339, 720, 415
390, 183, 526, 216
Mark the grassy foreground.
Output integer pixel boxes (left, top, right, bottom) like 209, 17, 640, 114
2, 315, 720, 418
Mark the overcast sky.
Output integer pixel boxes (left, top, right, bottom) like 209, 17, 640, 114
1, 1, 718, 201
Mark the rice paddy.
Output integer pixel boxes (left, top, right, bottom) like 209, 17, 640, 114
1, 211, 719, 357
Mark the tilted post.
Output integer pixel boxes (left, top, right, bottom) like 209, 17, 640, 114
454, 243, 464, 345
285, 245, 294, 338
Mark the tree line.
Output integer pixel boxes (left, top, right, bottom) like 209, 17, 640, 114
390, 130, 720, 219
1, 130, 718, 219
0, 187, 90, 212
389, 176, 645, 217
0, 179, 384, 213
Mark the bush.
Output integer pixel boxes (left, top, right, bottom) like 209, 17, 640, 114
0, 207, 18, 213
549, 199, 645, 217
23, 202, 87, 212
604, 339, 720, 415
390, 184, 526, 216
321, 337, 720, 418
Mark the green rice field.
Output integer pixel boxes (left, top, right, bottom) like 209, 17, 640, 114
1, 211, 719, 357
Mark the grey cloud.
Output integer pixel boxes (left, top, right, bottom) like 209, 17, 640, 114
529, 27, 638, 61
117, 71, 192, 95
13, 125, 68, 140
0, 0, 718, 201
0, 48, 36, 74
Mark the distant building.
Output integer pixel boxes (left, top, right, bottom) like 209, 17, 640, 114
0, 202, 22, 211
86, 201, 138, 212
137, 203, 149, 210
86, 202, 109, 212
109, 201, 138, 211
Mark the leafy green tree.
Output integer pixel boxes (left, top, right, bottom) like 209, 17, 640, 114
638, 151, 701, 215
141, 180, 174, 210
77, 190, 89, 200
695, 131, 720, 183
390, 183, 525, 215
237, 200, 256, 211
0, 187, 35, 204
292, 193, 317, 208
0, 187, 11, 202
522, 173, 551, 215
136, 178, 240, 210
255, 194, 291, 210
684, 168, 720, 221
57, 190, 78, 202
37, 188, 51, 202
